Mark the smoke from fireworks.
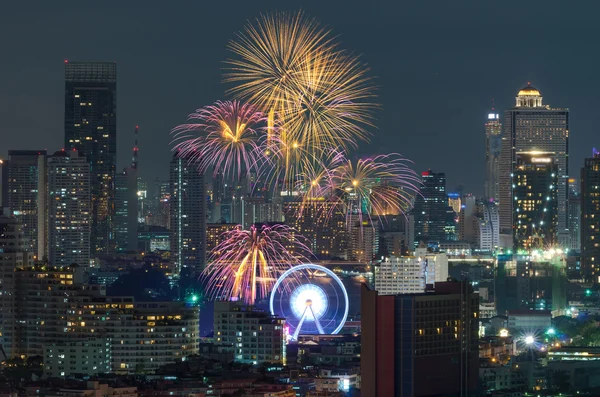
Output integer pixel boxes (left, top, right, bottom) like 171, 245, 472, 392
171, 100, 266, 179
203, 223, 313, 305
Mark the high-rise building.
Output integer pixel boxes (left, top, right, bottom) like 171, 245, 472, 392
485, 112, 502, 202
6, 150, 47, 258
581, 149, 600, 283
512, 152, 559, 250
0, 216, 34, 358
413, 170, 451, 246
0, 159, 7, 210
361, 281, 479, 396
283, 199, 347, 258
499, 84, 569, 246
473, 201, 500, 251
64, 61, 117, 255
348, 220, 378, 263
214, 301, 286, 365
47, 149, 91, 267
170, 153, 206, 275
567, 178, 581, 251
206, 223, 240, 254
114, 127, 139, 253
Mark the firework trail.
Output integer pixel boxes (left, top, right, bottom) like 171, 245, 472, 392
203, 223, 314, 305
171, 100, 267, 179
225, 11, 376, 184
328, 153, 422, 225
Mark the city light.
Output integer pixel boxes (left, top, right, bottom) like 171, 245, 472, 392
524, 335, 535, 345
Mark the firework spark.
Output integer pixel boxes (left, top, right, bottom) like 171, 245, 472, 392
171, 100, 266, 179
203, 223, 313, 305
329, 153, 422, 224
225, 11, 376, 183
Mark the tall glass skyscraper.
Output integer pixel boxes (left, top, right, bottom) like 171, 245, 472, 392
499, 83, 569, 247
484, 113, 502, 202
64, 61, 117, 254
169, 153, 206, 275
6, 150, 47, 258
581, 149, 600, 282
413, 170, 451, 246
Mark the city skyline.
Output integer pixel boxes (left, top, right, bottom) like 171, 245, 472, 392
2, 1, 600, 195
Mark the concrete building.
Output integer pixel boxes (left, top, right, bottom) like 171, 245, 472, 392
45, 381, 137, 397
214, 301, 286, 365
374, 256, 425, 294
485, 112, 502, 202
499, 83, 569, 246
206, 223, 239, 254
348, 220, 378, 264
581, 149, 600, 283
5, 150, 47, 258
0, 216, 34, 358
506, 310, 551, 332
361, 281, 479, 396
47, 150, 91, 267
64, 62, 117, 255
170, 153, 206, 275
44, 338, 111, 378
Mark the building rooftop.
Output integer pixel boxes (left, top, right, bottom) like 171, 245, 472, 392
517, 83, 541, 97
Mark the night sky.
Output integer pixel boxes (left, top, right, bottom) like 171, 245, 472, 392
2, 0, 599, 195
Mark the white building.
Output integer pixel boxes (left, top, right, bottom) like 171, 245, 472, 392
44, 338, 111, 378
474, 202, 500, 251
214, 301, 286, 364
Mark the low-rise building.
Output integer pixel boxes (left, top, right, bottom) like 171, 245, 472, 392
45, 381, 137, 397
507, 310, 551, 332
44, 338, 111, 378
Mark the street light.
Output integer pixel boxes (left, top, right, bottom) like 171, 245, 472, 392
524, 335, 535, 345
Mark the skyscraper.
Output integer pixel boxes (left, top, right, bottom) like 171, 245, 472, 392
114, 127, 139, 252
0, 215, 34, 358
170, 153, 206, 275
361, 281, 479, 396
512, 152, 559, 249
413, 170, 450, 246
567, 178, 581, 251
47, 149, 91, 267
64, 61, 117, 254
499, 84, 569, 246
581, 149, 600, 283
6, 150, 47, 258
485, 112, 502, 202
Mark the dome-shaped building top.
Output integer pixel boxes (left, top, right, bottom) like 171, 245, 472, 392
517, 83, 541, 97
516, 82, 543, 107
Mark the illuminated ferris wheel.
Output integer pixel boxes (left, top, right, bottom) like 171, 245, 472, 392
270, 264, 349, 340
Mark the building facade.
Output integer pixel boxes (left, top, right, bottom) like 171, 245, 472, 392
581, 150, 600, 282
44, 338, 111, 378
512, 151, 559, 250
361, 281, 479, 396
413, 170, 452, 246
6, 150, 47, 258
47, 150, 91, 267
64, 61, 117, 255
499, 84, 569, 246
0, 216, 34, 358
169, 153, 206, 275
485, 113, 502, 202
214, 301, 286, 365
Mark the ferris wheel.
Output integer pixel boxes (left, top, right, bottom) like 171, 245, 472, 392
270, 264, 349, 340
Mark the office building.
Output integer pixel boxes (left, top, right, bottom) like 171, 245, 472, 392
361, 281, 479, 396
214, 301, 286, 365
413, 170, 453, 245
485, 112, 502, 202
473, 201, 500, 251
567, 178, 581, 251
44, 338, 112, 378
499, 83, 569, 245
0, 159, 7, 210
114, 127, 140, 253
6, 150, 47, 258
379, 214, 413, 257
47, 149, 91, 267
0, 216, 34, 358
512, 151, 559, 250
581, 149, 600, 282
169, 153, 206, 275
64, 61, 117, 254
137, 225, 170, 252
